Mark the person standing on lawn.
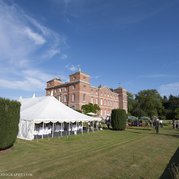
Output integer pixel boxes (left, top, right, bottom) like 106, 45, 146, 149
155, 118, 160, 134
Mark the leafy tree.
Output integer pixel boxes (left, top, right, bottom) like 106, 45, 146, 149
175, 108, 179, 119
81, 103, 100, 114
168, 95, 179, 110
134, 89, 163, 118
127, 92, 136, 114
132, 104, 146, 117
163, 95, 179, 119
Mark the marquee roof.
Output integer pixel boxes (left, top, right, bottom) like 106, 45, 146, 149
19, 96, 101, 123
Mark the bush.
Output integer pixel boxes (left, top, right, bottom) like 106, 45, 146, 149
111, 109, 127, 130
0, 98, 21, 150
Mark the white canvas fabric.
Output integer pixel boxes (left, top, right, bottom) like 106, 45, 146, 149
18, 96, 101, 140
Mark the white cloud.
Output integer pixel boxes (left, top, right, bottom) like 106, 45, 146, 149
0, 69, 54, 91
24, 27, 46, 45
0, 78, 43, 91
0, 1, 67, 95
61, 54, 68, 60
43, 48, 61, 59
65, 64, 80, 72
91, 75, 101, 79
158, 82, 179, 96
69, 65, 77, 71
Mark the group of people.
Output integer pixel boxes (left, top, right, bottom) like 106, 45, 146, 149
104, 115, 178, 134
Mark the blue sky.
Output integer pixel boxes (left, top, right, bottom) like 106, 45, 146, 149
0, 0, 179, 99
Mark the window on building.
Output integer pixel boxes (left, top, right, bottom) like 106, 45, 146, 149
64, 95, 67, 102
83, 85, 86, 91
101, 109, 103, 116
83, 94, 86, 102
72, 94, 75, 102
58, 96, 61, 101
100, 99, 103, 105
96, 98, 98, 104
64, 88, 67, 92
50, 90, 53, 96
104, 99, 106, 106
71, 85, 75, 90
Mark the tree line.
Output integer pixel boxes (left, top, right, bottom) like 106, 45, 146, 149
128, 89, 179, 120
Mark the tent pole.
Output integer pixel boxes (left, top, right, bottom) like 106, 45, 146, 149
61, 122, 62, 137
44, 123, 48, 140
42, 122, 44, 139
52, 122, 54, 138
35, 123, 38, 142
69, 122, 70, 136
76, 121, 77, 135
93, 121, 94, 132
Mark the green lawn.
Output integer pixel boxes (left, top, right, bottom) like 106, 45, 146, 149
0, 127, 178, 179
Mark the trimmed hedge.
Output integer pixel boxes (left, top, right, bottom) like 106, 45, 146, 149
111, 109, 127, 130
0, 98, 21, 150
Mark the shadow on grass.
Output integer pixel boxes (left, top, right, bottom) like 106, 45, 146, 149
127, 127, 179, 138
126, 127, 153, 135
160, 147, 179, 179
127, 127, 152, 131
148, 130, 179, 139
158, 133, 179, 139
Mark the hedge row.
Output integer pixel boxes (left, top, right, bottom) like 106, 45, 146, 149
0, 98, 21, 150
111, 109, 127, 130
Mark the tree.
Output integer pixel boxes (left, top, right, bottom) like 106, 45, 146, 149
134, 89, 163, 118
163, 95, 179, 120
175, 108, 179, 119
0, 98, 21, 150
111, 109, 127, 130
81, 103, 100, 114
127, 92, 136, 114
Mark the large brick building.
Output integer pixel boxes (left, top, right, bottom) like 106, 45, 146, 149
46, 71, 128, 117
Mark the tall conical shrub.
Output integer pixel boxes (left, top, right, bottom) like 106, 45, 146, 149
111, 109, 127, 130
0, 98, 21, 150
